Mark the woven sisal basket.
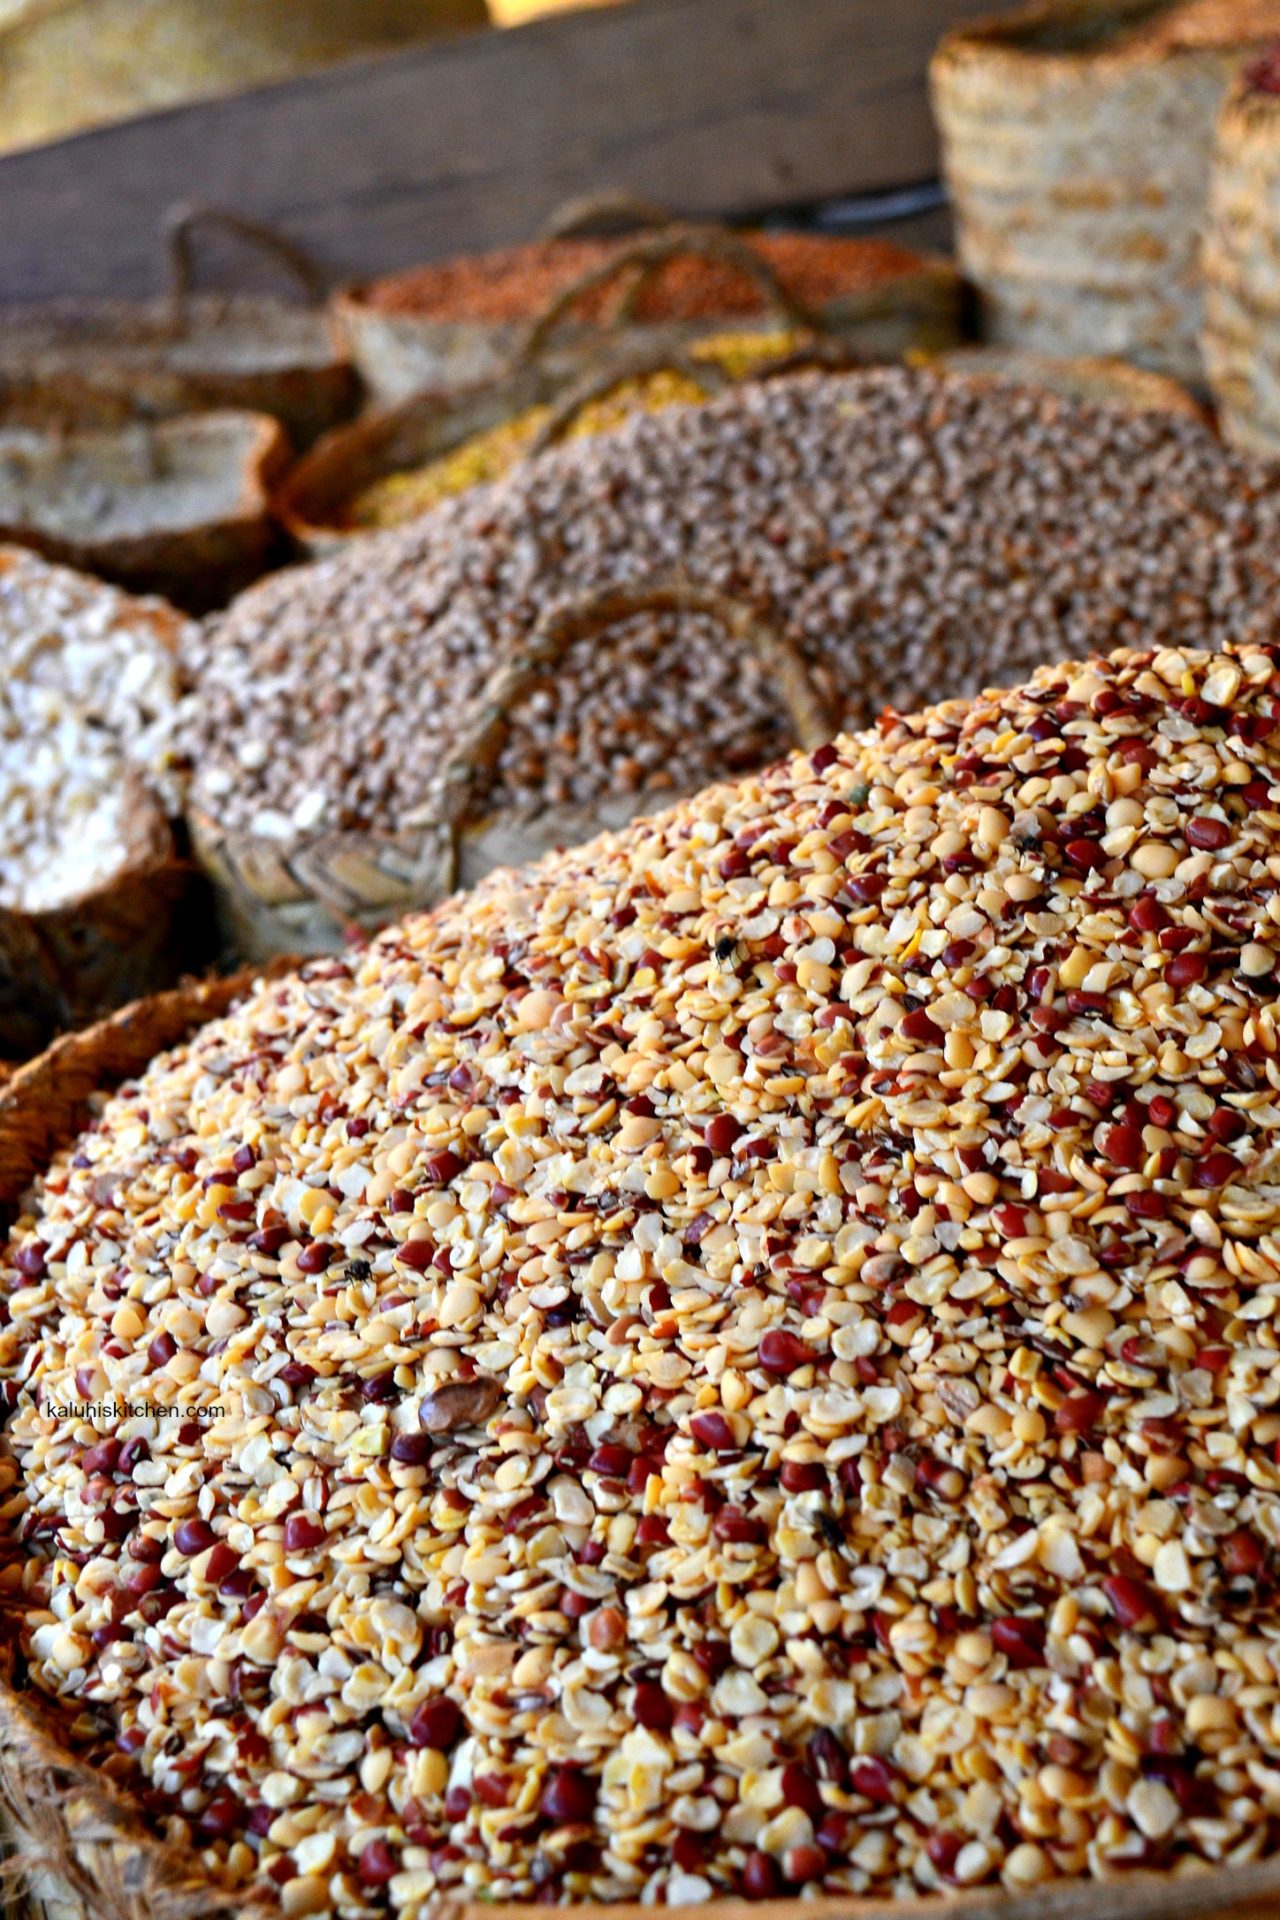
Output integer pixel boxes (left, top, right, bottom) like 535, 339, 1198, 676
0, 209, 357, 453
930, 0, 1280, 384
0, 409, 291, 611
332, 220, 963, 406
1203, 57, 1280, 453
189, 580, 838, 960
4, 984, 1280, 1920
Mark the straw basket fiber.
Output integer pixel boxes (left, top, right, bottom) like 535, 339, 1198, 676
931, 0, 1280, 383
1203, 59, 1280, 453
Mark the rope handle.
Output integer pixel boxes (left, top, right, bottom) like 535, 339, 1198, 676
507, 222, 830, 377
537, 192, 673, 242
402, 580, 836, 877
164, 203, 329, 328
526, 345, 733, 456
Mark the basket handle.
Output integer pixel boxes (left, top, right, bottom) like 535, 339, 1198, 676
507, 222, 829, 377
526, 346, 732, 456
404, 579, 835, 888
537, 192, 673, 241
164, 203, 329, 326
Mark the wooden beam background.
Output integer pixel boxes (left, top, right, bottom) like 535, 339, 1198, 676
0, 0, 1009, 305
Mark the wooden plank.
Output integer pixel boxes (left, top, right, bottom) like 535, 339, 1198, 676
0, 0, 1010, 305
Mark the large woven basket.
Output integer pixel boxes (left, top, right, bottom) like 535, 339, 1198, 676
332, 221, 963, 405
0, 209, 357, 453
189, 580, 838, 959
4, 973, 1280, 1920
0, 409, 290, 611
930, 0, 1280, 384
1203, 60, 1280, 453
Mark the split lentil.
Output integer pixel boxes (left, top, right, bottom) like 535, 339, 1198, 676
8, 635, 1280, 1909
183, 368, 1280, 849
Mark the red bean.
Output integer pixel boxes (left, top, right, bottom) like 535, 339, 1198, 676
1192, 1151, 1239, 1189
705, 1114, 743, 1155
900, 1006, 941, 1042
397, 1240, 435, 1271
173, 1518, 217, 1556
779, 1762, 824, 1821
1103, 1574, 1158, 1629
540, 1769, 596, 1825
282, 1513, 324, 1553
1166, 953, 1207, 991
741, 1851, 781, 1899
13, 1241, 47, 1278
780, 1459, 825, 1493
147, 1331, 177, 1367
296, 1241, 334, 1274
783, 1844, 827, 1885
1054, 1390, 1106, 1434
390, 1431, 434, 1465
689, 1411, 735, 1451
632, 1681, 673, 1732
82, 1437, 121, 1476
713, 1505, 763, 1544
1099, 1123, 1144, 1170
850, 1756, 899, 1805
758, 1329, 813, 1375
410, 1695, 462, 1749
1221, 1528, 1266, 1576
991, 1615, 1046, 1669
422, 1149, 463, 1184
358, 1840, 398, 1887
1128, 896, 1169, 934
1186, 817, 1230, 851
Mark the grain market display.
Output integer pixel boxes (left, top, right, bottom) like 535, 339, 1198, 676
5, 632, 1280, 1915
182, 367, 1280, 955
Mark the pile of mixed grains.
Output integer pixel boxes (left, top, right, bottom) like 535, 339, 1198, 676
4, 632, 1280, 1913
180, 368, 1280, 850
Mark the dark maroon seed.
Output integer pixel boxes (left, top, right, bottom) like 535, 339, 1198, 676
13, 1242, 47, 1278
632, 1681, 674, 1732
1055, 1390, 1106, 1435
540, 1769, 596, 1825
422, 1149, 463, 1184
780, 1459, 825, 1493
758, 1329, 814, 1375
1192, 1151, 1239, 1189
147, 1332, 177, 1367
1099, 1123, 1144, 1171
850, 1756, 899, 1805
173, 1518, 217, 1556
779, 1762, 824, 1822
358, 1840, 397, 1887
410, 1695, 462, 1749
991, 1615, 1046, 1669
296, 1241, 334, 1274
705, 1114, 742, 1155
1186, 817, 1231, 852
741, 1851, 781, 1900
1103, 1574, 1158, 1630
1167, 953, 1207, 991
390, 1431, 434, 1466
282, 1513, 325, 1553
82, 1437, 121, 1476
689, 1411, 735, 1451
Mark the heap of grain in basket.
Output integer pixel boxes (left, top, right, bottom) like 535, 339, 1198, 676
0, 546, 192, 1053
334, 229, 962, 401
178, 367, 1280, 954
5, 635, 1280, 1916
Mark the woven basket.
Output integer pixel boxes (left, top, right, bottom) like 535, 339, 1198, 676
1203, 60, 1280, 453
0, 775, 198, 1065
332, 220, 963, 405
189, 580, 838, 960
931, 0, 1280, 384
0, 409, 290, 611
0, 209, 357, 452
3, 974, 1280, 1920
276, 325, 865, 553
